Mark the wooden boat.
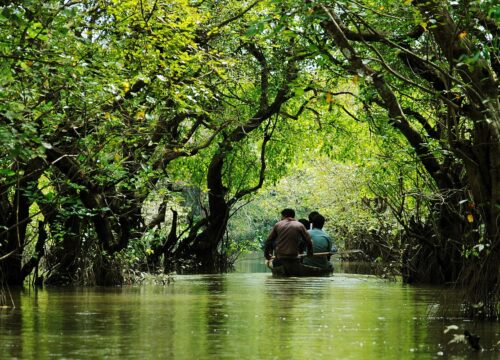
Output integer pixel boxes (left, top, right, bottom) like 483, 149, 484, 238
266, 252, 334, 277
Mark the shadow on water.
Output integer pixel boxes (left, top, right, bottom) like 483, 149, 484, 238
0, 256, 498, 359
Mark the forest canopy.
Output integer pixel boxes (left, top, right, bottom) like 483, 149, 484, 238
0, 0, 498, 318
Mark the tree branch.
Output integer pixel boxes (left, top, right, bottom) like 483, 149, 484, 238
319, 4, 443, 183
231, 118, 277, 202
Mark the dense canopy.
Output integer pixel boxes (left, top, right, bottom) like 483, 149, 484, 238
0, 0, 498, 318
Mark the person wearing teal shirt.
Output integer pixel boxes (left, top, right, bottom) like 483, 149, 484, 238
303, 213, 334, 272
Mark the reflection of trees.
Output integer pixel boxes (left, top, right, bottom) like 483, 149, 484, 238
1, 289, 23, 358
205, 275, 228, 332
262, 278, 309, 359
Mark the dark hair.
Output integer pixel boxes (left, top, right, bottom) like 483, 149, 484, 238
281, 208, 295, 218
308, 211, 320, 223
298, 218, 310, 229
311, 213, 325, 229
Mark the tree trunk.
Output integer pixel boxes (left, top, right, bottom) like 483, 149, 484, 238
1, 187, 30, 286
176, 152, 231, 273
0, 158, 45, 285
44, 214, 83, 285
458, 121, 500, 316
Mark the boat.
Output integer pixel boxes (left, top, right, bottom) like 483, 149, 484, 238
266, 252, 334, 277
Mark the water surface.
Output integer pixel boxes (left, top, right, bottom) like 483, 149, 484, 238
0, 266, 498, 359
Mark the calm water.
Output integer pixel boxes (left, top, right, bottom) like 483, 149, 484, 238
0, 258, 498, 359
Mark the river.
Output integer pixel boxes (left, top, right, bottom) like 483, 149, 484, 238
0, 256, 498, 359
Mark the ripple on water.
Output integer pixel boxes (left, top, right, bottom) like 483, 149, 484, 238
0, 272, 498, 359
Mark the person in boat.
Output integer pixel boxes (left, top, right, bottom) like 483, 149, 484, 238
297, 218, 310, 253
308, 211, 320, 229
298, 218, 310, 230
302, 213, 334, 272
264, 208, 314, 276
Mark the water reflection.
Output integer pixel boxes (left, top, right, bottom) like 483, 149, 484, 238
0, 272, 498, 359
234, 253, 371, 275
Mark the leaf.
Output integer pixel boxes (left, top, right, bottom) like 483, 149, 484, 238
245, 22, 264, 37
295, 88, 305, 96
136, 110, 145, 120
341, 48, 352, 58
0, 169, 15, 176
326, 92, 333, 103
474, 244, 484, 252
41, 141, 53, 149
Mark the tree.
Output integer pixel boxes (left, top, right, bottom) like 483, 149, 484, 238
0, 0, 233, 284
164, 1, 312, 272
299, 0, 498, 316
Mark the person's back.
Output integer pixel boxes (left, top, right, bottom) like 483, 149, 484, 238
264, 208, 314, 276
303, 213, 334, 271
273, 218, 309, 258
303, 228, 332, 269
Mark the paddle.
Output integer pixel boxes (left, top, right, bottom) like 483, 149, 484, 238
266, 249, 365, 266
298, 252, 334, 258
298, 249, 365, 257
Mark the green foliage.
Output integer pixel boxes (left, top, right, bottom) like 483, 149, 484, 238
228, 153, 400, 252
1, 1, 497, 317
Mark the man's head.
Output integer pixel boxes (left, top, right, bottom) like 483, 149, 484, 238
311, 213, 325, 229
308, 211, 320, 223
298, 218, 310, 229
281, 208, 295, 218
